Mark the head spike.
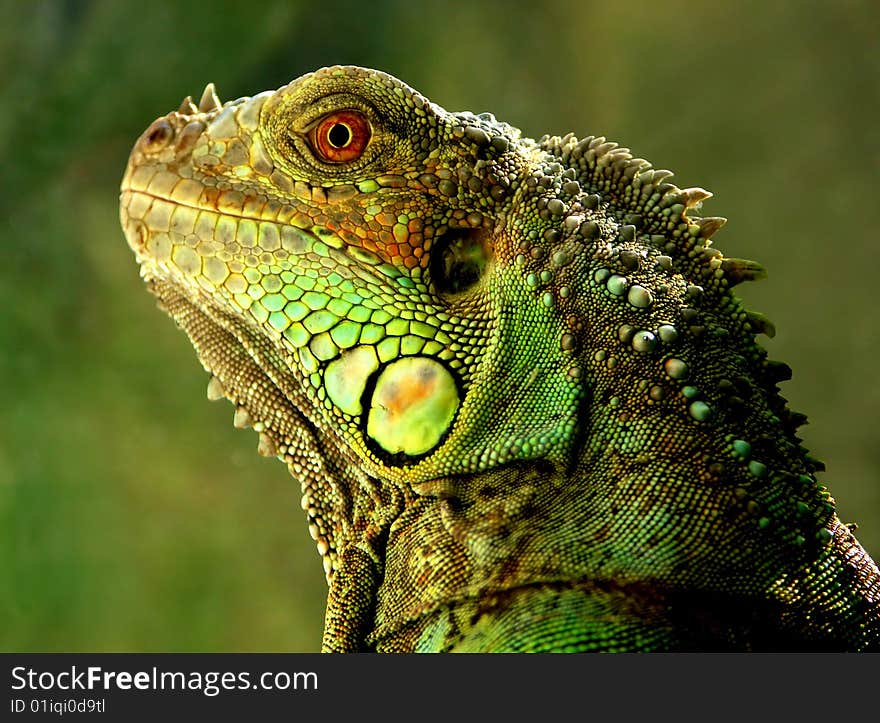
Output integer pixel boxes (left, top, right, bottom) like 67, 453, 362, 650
788, 411, 809, 429
233, 405, 252, 429
746, 310, 776, 338
765, 359, 793, 383
697, 216, 727, 238
206, 375, 225, 401
681, 187, 713, 209
257, 432, 278, 457
720, 257, 767, 286
198, 82, 221, 112
177, 95, 198, 115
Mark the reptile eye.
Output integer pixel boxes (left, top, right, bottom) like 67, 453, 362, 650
310, 110, 371, 163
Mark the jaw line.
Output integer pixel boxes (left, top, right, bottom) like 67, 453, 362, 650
121, 186, 287, 226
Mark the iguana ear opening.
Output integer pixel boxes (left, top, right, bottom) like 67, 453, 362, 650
429, 228, 493, 296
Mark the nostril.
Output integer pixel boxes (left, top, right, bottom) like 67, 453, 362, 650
142, 119, 174, 151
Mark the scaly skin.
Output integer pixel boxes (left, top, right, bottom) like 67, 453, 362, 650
120, 66, 880, 651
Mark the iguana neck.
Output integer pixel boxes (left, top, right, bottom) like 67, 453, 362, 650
366, 130, 841, 601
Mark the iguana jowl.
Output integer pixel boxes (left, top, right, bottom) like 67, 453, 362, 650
120, 66, 880, 651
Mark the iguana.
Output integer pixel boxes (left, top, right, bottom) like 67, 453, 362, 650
119, 66, 880, 651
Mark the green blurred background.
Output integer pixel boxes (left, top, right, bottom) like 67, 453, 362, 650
1, 0, 877, 651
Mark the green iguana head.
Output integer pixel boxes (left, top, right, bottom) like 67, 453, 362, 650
121, 66, 832, 592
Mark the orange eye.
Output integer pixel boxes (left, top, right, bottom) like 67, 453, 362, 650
310, 110, 371, 163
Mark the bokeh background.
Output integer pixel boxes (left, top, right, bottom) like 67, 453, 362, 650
1, 0, 877, 651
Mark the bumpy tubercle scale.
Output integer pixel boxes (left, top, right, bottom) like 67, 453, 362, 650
121, 67, 880, 651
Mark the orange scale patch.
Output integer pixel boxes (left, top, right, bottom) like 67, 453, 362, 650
377, 371, 438, 417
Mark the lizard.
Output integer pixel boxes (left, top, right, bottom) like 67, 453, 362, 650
119, 65, 880, 652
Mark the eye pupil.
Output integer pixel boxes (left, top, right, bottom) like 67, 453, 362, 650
327, 123, 351, 148
309, 111, 370, 164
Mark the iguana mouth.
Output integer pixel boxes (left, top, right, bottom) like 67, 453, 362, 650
121, 187, 281, 226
